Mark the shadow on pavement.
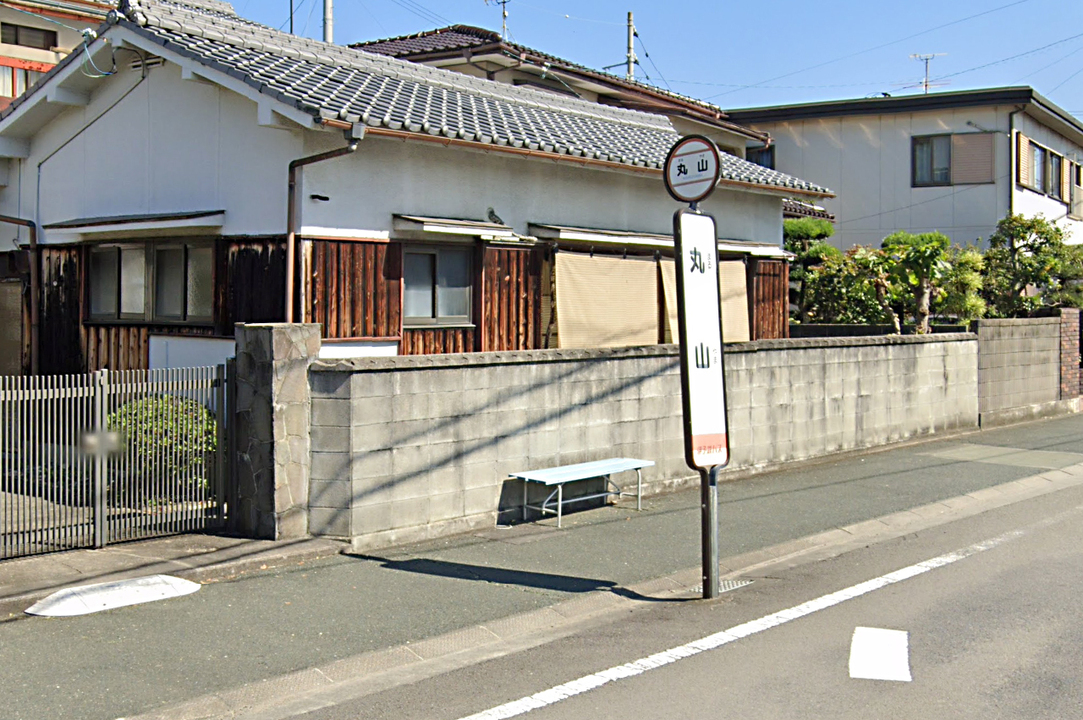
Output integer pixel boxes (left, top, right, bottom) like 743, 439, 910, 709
348, 554, 688, 603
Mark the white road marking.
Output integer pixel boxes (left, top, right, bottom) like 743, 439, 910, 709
457, 529, 1023, 720
25, 575, 200, 617
849, 627, 911, 682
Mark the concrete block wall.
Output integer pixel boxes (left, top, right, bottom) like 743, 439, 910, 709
308, 335, 978, 550
975, 318, 1060, 414
725, 335, 977, 468
1059, 309, 1080, 400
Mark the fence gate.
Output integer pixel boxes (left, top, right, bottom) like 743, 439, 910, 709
0, 366, 229, 560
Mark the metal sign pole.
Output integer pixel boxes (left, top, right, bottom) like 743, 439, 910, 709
701, 466, 719, 598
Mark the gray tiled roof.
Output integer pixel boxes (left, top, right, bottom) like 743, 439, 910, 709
354, 25, 735, 121
28, 0, 833, 196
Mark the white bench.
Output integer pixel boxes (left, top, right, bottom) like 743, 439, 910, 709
509, 457, 654, 528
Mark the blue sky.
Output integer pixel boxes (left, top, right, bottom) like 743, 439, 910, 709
237, 0, 1083, 115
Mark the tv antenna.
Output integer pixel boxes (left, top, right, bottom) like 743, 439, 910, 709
910, 53, 947, 94
485, 0, 509, 40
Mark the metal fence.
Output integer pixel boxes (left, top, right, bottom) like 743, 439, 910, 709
1, 366, 228, 560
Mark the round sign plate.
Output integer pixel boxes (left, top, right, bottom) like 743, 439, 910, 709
663, 135, 721, 204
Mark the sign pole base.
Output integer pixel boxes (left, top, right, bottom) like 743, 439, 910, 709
701, 466, 719, 599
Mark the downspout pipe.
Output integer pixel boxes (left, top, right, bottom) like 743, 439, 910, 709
285, 123, 363, 323
1008, 105, 1025, 219
0, 214, 38, 374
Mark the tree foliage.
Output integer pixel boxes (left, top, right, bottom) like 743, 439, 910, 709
794, 213, 1083, 331
784, 218, 838, 322
982, 214, 1083, 317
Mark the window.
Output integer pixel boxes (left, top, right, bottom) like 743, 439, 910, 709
1050, 153, 1063, 200
1071, 163, 1083, 220
912, 135, 951, 186
0, 67, 44, 99
1, 23, 57, 50
89, 242, 213, 323
746, 145, 774, 169
1031, 144, 1047, 193
403, 245, 472, 325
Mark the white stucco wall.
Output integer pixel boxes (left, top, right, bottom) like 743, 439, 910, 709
2, 61, 304, 241
298, 130, 782, 244
1, 58, 786, 247
754, 106, 1019, 249
1012, 113, 1082, 244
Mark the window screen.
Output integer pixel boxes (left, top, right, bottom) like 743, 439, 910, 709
154, 247, 186, 320
89, 248, 118, 317
119, 247, 145, 316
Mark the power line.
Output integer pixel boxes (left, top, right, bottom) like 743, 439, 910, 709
634, 31, 670, 91
837, 171, 1010, 226
703, 0, 1033, 100
1048, 65, 1083, 94
933, 32, 1083, 81
1010, 44, 1083, 83
387, 0, 447, 26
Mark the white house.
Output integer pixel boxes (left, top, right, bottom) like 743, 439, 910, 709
0, 0, 831, 375
727, 87, 1083, 249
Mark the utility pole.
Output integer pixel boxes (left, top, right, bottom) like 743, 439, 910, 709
626, 11, 636, 81
910, 53, 946, 94
323, 0, 333, 43
289, 0, 293, 34
485, 0, 509, 40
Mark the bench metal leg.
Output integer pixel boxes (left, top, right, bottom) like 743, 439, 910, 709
636, 468, 642, 511
523, 480, 528, 521
557, 483, 563, 528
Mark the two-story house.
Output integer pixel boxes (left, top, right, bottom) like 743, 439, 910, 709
727, 87, 1083, 249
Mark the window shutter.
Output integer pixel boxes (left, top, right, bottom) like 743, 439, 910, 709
554, 252, 659, 349
1062, 158, 1072, 203
1017, 133, 1031, 186
951, 133, 995, 184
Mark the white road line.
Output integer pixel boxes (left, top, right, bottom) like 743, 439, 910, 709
457, 529, 1024, 720
849, 627, 911, 682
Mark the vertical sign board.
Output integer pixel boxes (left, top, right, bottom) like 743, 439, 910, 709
673, 210, 729, 470
664, 134, 728, 600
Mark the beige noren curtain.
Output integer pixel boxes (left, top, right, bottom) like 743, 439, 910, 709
659, 257, 750, 344
555, 252, 659, 348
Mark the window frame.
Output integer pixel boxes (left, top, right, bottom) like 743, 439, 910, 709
0, 23, 57, 51
86, 240, 215, 325
746, 145, 775, 170
402, 243, 474, 328
911, 134, 952, 187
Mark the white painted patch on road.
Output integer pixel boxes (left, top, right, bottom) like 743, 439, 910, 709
849, 627, 911, 682
25, 575, 200, 617
457, 529, 1023, 720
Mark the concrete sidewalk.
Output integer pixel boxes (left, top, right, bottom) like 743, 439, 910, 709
3, 412, 1082, 624
2, 414, 1083, 720
0, 534, 346, 620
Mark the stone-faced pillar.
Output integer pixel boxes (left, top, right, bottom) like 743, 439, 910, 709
234, 323, 321, 539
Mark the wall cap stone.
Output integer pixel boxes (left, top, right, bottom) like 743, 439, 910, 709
312, 333, 977, 374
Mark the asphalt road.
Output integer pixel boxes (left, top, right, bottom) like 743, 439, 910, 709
2, 414, 1083, 720
305, 472, 1083, 720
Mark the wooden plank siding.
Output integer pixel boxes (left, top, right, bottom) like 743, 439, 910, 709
217, 238, 286, 334
401, 327, 475, 355
306, 240, 401, 339
480, 246, 543, 352
39, 247, 82, 375
34, 238, 288, 374
748, 259, 790, 340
